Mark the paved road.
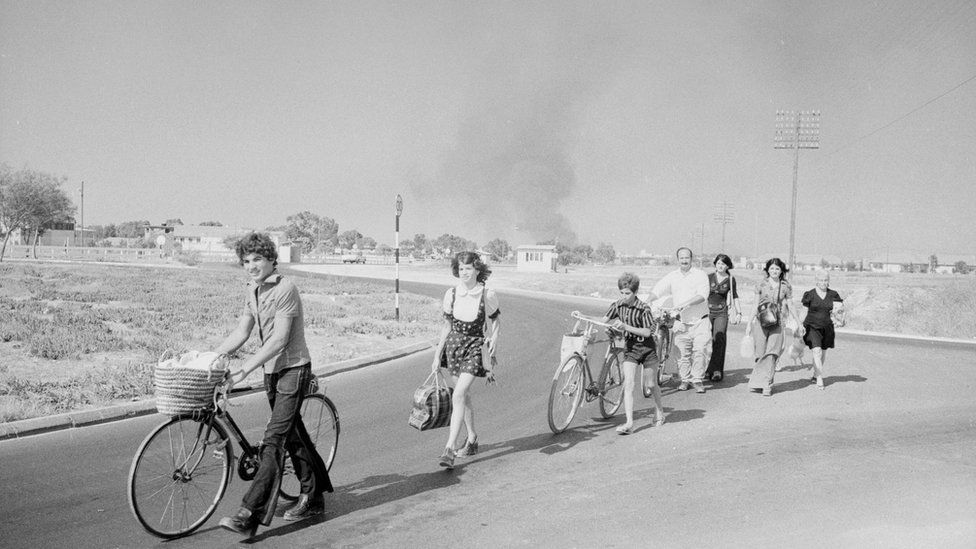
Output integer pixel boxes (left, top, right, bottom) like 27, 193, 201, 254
1, 281, 974, 548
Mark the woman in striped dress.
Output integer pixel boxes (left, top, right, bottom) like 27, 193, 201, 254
605, 272, 665, 435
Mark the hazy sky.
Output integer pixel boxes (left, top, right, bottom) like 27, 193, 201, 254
2, 1, 974, 259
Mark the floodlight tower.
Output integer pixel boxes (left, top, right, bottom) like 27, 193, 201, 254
774, 110, 820, 274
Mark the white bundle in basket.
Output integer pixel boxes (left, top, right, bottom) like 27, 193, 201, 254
560, 332, 587, 364
154, 351, 229, 416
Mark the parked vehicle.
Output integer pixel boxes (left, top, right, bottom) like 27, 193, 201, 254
341, 253, 366, 264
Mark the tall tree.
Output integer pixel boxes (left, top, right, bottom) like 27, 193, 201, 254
412, 233, 429, 254
433, 233, 477, 256
594, 242, 617, 264
0, 166, 74, 261
484, 238, 512, 261
285, 211, 339, 253
26, 175, 75, 258
572, 244, 594, 262
117, 220, 150, 238
338, 229, 363, 250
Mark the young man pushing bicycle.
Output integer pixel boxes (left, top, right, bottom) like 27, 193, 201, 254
215, 232, 332, 536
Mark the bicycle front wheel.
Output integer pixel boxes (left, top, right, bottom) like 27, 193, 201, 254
548, 354, 585, 434
128, 416, 231, 539
655, 327, 673, 386
280, 394, 340, 501
598, 352, 624, 418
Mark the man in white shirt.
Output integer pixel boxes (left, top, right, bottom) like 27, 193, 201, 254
646, 247, 711, 393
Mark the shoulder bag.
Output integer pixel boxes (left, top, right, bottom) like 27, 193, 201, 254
757, 280, 782, 329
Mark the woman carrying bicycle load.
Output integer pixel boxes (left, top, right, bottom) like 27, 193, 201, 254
432, 251, 501, 470
215, 232, 332, 536
605, 272, 665, 435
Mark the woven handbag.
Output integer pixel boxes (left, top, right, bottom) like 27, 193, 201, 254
154, 351, 228, 416
408, 370, 453, 431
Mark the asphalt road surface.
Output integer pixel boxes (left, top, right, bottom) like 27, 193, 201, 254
1, 281, 974, 549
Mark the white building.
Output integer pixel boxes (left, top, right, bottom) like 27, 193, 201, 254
516, 244, 557, 272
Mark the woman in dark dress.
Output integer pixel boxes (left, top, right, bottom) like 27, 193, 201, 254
431, 252, 501, 470
704, 254, 741, 382
800, 269, 844, 390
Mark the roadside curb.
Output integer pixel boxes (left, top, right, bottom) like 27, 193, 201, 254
0, 340, 435, 441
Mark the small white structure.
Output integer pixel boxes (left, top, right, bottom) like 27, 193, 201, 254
516, 244, 557, 272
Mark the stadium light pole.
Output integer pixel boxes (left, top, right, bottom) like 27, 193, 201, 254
775, 110, 820, 274
394, 194, 403, 322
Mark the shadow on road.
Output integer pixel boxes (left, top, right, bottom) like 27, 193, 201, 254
697, 367, 752, 391
475, 424, 609, 461
245, 470, 462, 543
767, 373, 868, 395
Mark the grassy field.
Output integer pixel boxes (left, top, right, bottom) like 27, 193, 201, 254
0, 262, 442, 422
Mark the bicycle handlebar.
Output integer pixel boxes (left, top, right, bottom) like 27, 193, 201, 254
570, 311, 618, 330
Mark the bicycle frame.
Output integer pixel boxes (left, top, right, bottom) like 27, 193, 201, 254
172, 388, 260, 484
568, 312, 626, 401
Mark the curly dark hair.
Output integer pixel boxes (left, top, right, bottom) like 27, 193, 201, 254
763, 257, 789, 277
451, 251, 492, 283
617, 272, 640, 292
234, 232, 278, 266
713, 253, 734, 270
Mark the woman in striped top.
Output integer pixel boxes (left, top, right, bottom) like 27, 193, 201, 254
605, 272, 665, 435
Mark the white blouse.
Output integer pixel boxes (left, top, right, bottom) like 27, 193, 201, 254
442, 284, 500, 322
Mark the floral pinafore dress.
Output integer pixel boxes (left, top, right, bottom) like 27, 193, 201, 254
441, 287, 491, 377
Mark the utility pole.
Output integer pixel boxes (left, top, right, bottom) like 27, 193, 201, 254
79, 181, 85, 247
775, 110, 820, 274
690, 224, 705, 267
713, 201, 735, 252
394, 194, 403, 321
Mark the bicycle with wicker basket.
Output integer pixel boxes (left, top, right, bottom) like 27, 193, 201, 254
127, 352, 339, 539
547, 311, 628, 434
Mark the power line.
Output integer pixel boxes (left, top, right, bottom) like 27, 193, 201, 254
826, 71, 976, 157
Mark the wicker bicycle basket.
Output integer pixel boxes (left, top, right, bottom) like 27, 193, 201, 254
154, 367, 224, 416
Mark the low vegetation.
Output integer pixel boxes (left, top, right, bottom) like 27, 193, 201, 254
0, 262, 441, 422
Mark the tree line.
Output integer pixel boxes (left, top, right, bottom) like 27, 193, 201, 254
1, 165, 617, 265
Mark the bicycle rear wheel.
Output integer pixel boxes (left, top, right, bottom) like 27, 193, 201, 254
548, 354, 585, 434
279, 394, 340, 501
128, 415, 231, 539
598, 352, 624, 418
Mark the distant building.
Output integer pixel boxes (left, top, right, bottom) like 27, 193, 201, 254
8, 222, 93, 246
867, 253, 928, 273
516, 244, 557, 272
143, 224, 290, 260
